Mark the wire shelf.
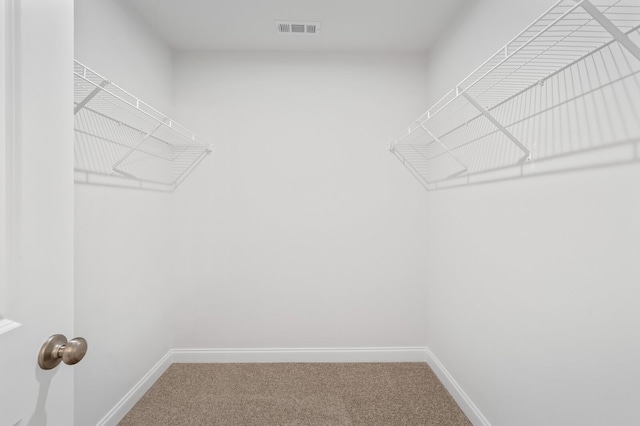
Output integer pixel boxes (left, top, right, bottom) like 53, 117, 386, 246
74, 60, 212, 191
390, 0, 640, 189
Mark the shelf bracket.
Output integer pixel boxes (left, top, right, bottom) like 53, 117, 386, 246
74, 80, 109, 115
419, 125, 469, 173
578, 0, 640, 62
111, 120, 166, 174
462, 92, 531, 161
400, 145, 433, 188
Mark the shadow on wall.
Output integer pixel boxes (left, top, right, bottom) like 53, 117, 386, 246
390, 1, 640, 191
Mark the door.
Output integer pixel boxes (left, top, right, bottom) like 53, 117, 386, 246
0, 1, 75, 425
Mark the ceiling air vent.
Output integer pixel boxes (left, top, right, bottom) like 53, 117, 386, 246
275, 21, 321, 36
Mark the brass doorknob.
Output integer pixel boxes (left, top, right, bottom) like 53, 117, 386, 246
38, 334, 88, 370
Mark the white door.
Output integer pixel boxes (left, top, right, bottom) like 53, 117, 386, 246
0, 1, 75, 425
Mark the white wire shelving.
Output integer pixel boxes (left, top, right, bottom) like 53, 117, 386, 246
74, 61, 212, 191
389, 0, 640, 189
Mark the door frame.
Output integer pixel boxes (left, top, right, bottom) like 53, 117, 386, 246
0, 0, 20, 334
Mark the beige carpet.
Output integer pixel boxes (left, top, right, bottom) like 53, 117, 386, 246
119, 363, 471, 426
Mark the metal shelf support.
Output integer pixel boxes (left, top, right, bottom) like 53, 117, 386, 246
111, 120, 166, 174
74, 80, 109, 115
578, 0, 640, 62
419, 125, 469, 172
462, 92, 532, 161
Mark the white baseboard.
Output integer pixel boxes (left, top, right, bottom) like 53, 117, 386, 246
172, 346, 429, 363
96, 350, 174, 426
423, 346, 491, 426
96, 346, 489, 426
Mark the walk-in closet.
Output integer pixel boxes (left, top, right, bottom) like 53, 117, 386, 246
1, 0, 639, 424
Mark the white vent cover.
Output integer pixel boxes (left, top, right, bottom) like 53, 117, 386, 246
275, 21, 321, 36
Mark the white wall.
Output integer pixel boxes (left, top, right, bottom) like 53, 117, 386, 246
73, 1, 175, 424
170, 52, 432, 349
72, 1, 640, 424
421, 0, 640, 424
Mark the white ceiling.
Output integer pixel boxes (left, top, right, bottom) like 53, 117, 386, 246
126, 0, 471, 52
